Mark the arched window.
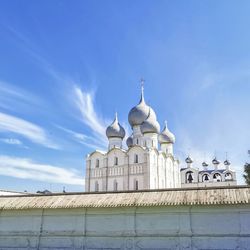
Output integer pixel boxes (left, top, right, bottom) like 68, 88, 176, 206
186, 171, 194, 183
134, 180, 139, 190
134, 154, 138, 163
136, 138, 139, 145
95, 181, 99, 192
114, 157, 118, 166
202, 174, 210, 182
114, 180, 118, 191
225, 172, 233, 181
96, 159, 99, 168
213, 173, 222, 182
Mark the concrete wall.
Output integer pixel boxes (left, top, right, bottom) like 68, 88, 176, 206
0, 204, 250, 249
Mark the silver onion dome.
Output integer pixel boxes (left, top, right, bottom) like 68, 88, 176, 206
185, 156, 193, 164
140, 108, 160, 134
158, 121, 175, 144
126, 136, 133, 147
106, 113, 125, 139
224, 159, 231, 166
212, 157, 220, 165
128, 86, 150, 127
202, 161, 209, 167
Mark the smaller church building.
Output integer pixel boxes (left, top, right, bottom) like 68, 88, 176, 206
85, 84, 237, 192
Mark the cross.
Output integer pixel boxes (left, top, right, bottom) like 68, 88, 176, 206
140, 78, 145, 88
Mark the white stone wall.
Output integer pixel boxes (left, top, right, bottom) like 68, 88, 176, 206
0, 205, 250, 249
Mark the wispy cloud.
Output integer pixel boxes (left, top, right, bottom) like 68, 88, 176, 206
0, 138, 23, 145
55, 125, 106, 150
0, 112, 59, 149
0, 155, 84, 186
0, 80, 42, 112
72, 86, 109, 148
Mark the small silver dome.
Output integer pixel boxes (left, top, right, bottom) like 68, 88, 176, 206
202, 161, 208, 167
185, 156, 193, 164
224, 159, 231, 166
158, 121, 175, 144
212, 157, 220, 165
126, 136, 133, 147
140, 108, 160, 134
128, 86, 150, 127
106, 113, 125, 139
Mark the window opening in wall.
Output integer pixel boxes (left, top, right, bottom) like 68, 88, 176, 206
95, 181, 99, 192
225, 172, 233, 181
134, 154, 138, 163
114, 180, 118, 191
136, 138, 139, 144
114, 156, 118, 166
186, 171, 193, 183
202, 174, 210, 182
96, 159, 99, 168
213, 173, 222, 182
135, 180, 139, 190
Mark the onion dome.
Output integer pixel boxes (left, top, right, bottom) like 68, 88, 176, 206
128, 86, 150, 127
185, 156, 193, 164
106, 113, 125, 139
158, 121, 175, 144
126, 136, 133, 147
202, 161, 209, 167
212, 157, 220, 165
224, 159, 231, 166
140, 108, 160, 134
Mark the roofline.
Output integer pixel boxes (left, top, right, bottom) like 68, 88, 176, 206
0, 185, 248, 198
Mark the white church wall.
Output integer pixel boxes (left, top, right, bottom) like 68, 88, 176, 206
107, 148, 126, 167
1, 205, 250, 249
89, 152, 105, 169
127, 146, 145, 165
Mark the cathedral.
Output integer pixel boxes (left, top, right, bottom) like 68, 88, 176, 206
85, 85, 237, 192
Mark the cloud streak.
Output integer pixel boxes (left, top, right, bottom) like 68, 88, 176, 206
72, 86, 109, 148
0, 112, 59, 149
0, 80, 43, 112
0, 138, 23, 145
55, 125, 106, 150
0, 155, 84, 186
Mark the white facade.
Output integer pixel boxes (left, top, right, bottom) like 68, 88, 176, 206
85, 86, 180, 192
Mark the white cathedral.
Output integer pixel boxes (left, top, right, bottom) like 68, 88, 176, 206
85, 85, 237, 192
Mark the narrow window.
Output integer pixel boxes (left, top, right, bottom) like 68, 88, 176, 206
136, 138, 139, 144
134, 154, 138, 163
114, 180, 118, 191
96, 159, 99, 168
95, 181, 99, 192
114, 157, 118, 166
135, 180, 139, 190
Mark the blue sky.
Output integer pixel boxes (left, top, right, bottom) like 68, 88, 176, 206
0, 0, 250, 192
